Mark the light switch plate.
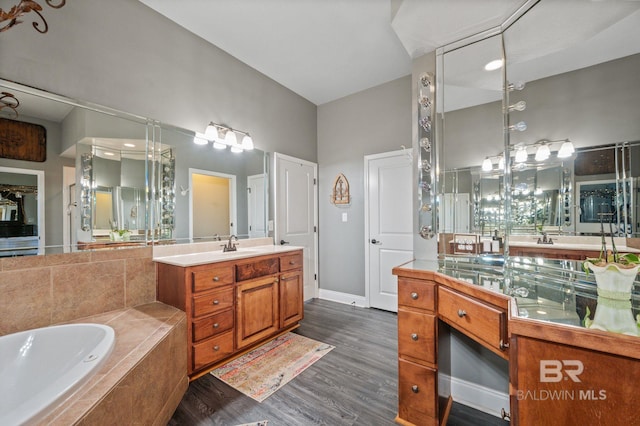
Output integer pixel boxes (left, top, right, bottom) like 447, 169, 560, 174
342, 212, 348, 222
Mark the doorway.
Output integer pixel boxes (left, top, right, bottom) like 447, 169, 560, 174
189, 168, 237, 241
365, 150, 414, 312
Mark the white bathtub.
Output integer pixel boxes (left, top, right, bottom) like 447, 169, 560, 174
0, 323, 115, 425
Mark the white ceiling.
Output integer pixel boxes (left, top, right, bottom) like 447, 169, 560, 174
138, 0, 530, 105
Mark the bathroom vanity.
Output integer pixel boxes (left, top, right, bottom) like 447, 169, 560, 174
393, 257, 640, 426
155, 245, 304, 379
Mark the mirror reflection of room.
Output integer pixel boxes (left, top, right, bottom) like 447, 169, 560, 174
0, 170, 40, 257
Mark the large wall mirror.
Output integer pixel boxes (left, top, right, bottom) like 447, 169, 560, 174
0, 79, 269, 257
438, 1, 640, 255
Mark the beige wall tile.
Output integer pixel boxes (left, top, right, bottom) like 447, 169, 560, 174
51, 260, 126, 323
125, 257, 156, 307
0, 268, 52, 335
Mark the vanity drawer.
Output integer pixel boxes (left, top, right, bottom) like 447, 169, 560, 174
192, 287, 234, 318
280, 251, 303, 272
192, 309, 234, 342
438, 286, 507, 354
398, 278, 436, 312
398, 309, 436, 364
236, 257, 279, 281
192, 265, 234, 292
192, 330, 234, 371
398, 358, 438, 425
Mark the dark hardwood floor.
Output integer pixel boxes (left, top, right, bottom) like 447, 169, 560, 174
168, 299, 508, 426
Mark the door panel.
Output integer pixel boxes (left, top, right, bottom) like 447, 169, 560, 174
367, 151, 413, 312
275, 154, 317, 301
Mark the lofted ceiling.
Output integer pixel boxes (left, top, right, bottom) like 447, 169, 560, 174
138, 1, 640, 106
138, 0, 528, 105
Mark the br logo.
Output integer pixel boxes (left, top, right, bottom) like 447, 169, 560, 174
539, 360, 584, 383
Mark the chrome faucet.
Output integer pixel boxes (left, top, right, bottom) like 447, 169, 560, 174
537, 232, 553, 245
223, 235, 238, 252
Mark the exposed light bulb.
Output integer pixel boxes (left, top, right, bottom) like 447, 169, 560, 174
509, 121, 527, 132
482, 158, 493, 172
230, 145, 243, 153
508, 100, 526, 112
213, 141, 226, 150
241, 134, 254, 150
557, 140, 575, 158
508, 81, 526, 91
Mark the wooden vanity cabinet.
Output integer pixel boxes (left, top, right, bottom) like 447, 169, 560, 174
397, 277, 441, 426
156, 249, 304, 379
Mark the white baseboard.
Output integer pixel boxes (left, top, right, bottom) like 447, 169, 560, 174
318, 289, 367, 307
439, 373, 509, 419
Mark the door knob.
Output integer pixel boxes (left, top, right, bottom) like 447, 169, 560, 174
280, 239, 290, 245
371, 239, 382, 245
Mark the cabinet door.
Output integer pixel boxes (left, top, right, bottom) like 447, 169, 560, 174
236, 275, 280, 349
280, 270, 303, 328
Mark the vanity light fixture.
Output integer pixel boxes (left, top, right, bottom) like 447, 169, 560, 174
0, 0, 66, 34
482, 157, 493, 172
193, 121, 254, 152
535, 143, 551, 162
193, 133, 208, 145
515, 145, 528, 163
557, 139, 575, 158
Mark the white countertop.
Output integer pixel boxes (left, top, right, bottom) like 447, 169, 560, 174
153, 244, 303, 267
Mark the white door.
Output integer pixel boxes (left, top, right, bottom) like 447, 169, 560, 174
365, 150, 414, 312
274, 153, 318, 301
247, 174, 266, 238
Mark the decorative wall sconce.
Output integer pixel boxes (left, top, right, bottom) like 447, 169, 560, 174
0, 0, 66, 34
0, 91, 19, 117
193, 121, 254, 153
330, 173, 350, 205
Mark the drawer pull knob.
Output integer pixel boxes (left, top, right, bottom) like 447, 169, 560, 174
213, 323, 219, 328
213, 276, 220, 282
500, 339, 510, 351
212, 300, 220, 305
411, 385, 419, 394
410, 292, 418, 300
213, 345, 220, 351
457, 309, 466, 318
411, 333, 418, 341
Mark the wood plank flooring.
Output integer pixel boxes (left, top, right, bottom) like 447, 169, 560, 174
168, 299, 508, 426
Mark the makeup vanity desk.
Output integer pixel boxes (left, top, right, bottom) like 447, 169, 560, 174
393, 257, 640, 426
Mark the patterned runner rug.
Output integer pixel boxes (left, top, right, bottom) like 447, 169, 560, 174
211, 332, 334, 402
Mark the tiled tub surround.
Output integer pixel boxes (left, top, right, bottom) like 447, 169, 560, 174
0, 247, 156, 336
38, 303, 187, 425
0, 247, 187, 425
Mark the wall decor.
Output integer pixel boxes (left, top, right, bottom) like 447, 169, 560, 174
0, 91, 19, 117
330, 173, 350, 205
0, 0, 66, 34
0, 117, 46, 162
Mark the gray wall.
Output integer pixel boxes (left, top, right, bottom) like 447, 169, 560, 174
317, 75, 411, 296
0, 0, 317, 162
